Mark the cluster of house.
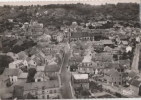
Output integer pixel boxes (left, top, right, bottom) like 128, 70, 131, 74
67, 22, 141, 97
0, 39, 66, 99
61, 21, 140, 43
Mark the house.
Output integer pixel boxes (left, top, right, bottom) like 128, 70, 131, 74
69, 56, 83, 66
9, 60, 24, 69
14, 80, 61, 99
36, 66, 45, 72
78, 61, 104, 74
92, 41, 104, 52
3, 68, 23, 83
18, 72, 28, 83
100, 40, 113, 47
104, 69, 123, 86
56, 33, 64, 42
121, 41, 128, 46
38, 34, 51, 42
7, 52, 18, 60
34, 72, 49, 82
93, 52, 113, 62
136, 36, 140, 43
71, 73, 89, 90
130, 79, 141, 96
103, 46, 113, 52
44, 64, 60, 79
126, 46, 132, 53
17, 51, 28, 60
27, 58, 37, 68
0, 75, 9, 87
70, 29, 107, 41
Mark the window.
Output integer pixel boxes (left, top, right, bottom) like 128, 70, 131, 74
38, 79, 41, 82
54, 89, 56, 93
50, 90, 53, 94
47, 95, 49, 99
42, 86, 45, 90
42, 95, 44, 99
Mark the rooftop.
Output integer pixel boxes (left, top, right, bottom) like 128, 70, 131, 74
18, 72, 28, 79
3, 68, 22, 76
22, 80, 59, 91
73, 73, 88, 80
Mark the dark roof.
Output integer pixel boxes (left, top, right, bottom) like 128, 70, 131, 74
104, 69, 120, 77
70, 56, 83, 63
71, 29, 108, 38
128, 71, 137, 78
130, 79, 141, 87
94, 53, 113, 62
44, 64, 60, 72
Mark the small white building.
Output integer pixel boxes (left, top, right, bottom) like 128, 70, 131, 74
9, 60, 23, 69
126, 46, 132, 53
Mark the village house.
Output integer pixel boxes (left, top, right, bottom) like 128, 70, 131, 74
93, 52, 113, 62
69, 55, 83, 72
70, 29, 109, 41
56, 33, 64, 43
3, 68, 23, 84
92, 41, 104, 52
14, 80, 61, 99
78, 61, 104, 75
100, 40, 113, 47
17, 51, 28, 60
71, 73, 89, 90
103, 46, 113, 52
7, 52, 19, 60
36, 66, 45, 72
44, 64, 60, 79
34, 72, 49, 82
130, 79, 141, 96
26, 57, 37, 68
9, 60, 28, 69
103, 69, 123, 86
0, 75, 9, 87
18, 72, 28, 83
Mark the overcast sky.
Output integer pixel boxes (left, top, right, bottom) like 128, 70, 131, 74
0, 0, 140, 6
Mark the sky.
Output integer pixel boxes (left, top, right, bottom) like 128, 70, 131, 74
0, 0, 140, 6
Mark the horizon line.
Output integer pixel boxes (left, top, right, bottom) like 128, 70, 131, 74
0, 0, 140, 6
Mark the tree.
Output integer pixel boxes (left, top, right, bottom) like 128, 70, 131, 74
0, 55, 13, 74
27, 68, 37, 83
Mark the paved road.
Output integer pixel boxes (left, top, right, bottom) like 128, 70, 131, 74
131, 43, 141, 73
60, 50, 73, 99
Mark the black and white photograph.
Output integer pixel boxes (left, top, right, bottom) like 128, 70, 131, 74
0, 0, 140, 99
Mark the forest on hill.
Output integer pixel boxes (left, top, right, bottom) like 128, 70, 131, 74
0, 3, 139, 33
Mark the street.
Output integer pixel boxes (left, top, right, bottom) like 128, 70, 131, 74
60, 48, 73, 99
131, 43, 141, 73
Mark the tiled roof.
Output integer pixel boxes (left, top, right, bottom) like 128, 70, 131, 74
130, 79, 141, 87
73, 73, 88, 80
94, 52, 113, 62
36, 66, 45, 72
104, 69, 120, 77
23, 80, 59, 91
44, 64, 60, 72
100, 40, 113, 45
3, 68, 22, 76
18, 73, 28, 79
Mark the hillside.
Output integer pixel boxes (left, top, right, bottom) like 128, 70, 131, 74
0, 3, 139, 33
